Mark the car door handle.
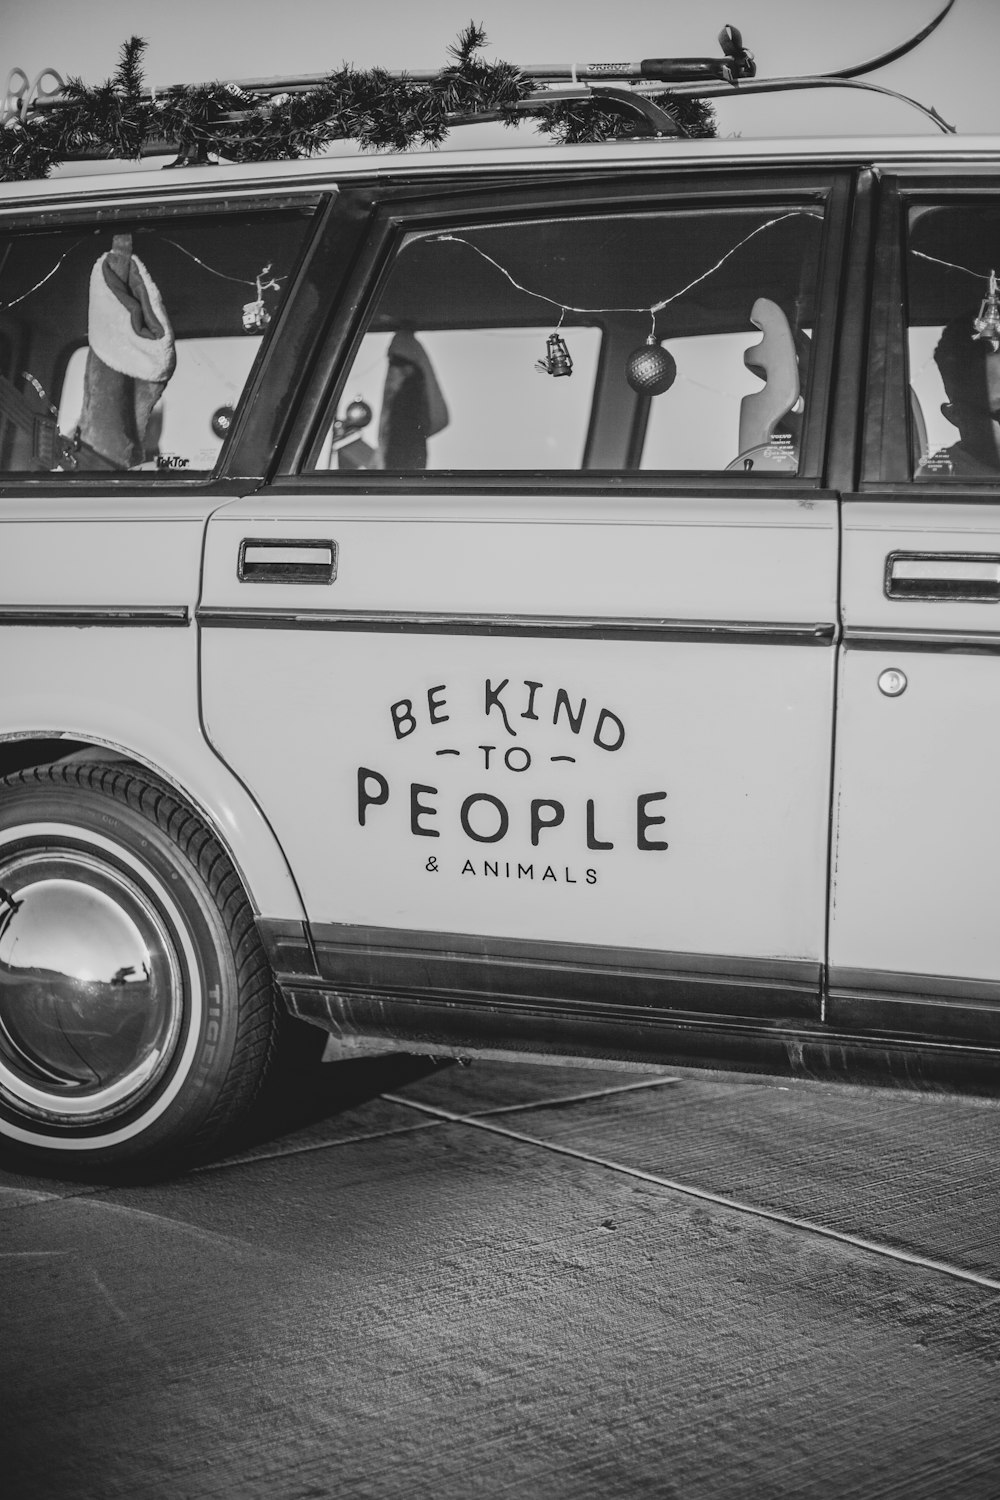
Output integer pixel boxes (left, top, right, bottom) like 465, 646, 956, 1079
238, 538, 338, 584
885, 552, 1000, 601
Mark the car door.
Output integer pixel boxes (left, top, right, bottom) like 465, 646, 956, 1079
830, 170, 1000, 1048
0, 190, 317, 796
200, 166, 853, 1039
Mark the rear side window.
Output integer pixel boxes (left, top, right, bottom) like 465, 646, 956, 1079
0, 208, 313, 477
907, 200, 1000, 481
306, 204, 825, 476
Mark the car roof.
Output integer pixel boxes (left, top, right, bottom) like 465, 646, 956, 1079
3, 133, 1000, 208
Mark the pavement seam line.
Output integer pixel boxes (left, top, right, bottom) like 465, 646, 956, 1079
385, 1093, 1000, 1295
472, 1075, 681, 1117
198, 1118, 442, 1172
195, 1077, 679, 1172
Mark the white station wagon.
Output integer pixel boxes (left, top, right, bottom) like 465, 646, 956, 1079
3, 86, 1000, 1169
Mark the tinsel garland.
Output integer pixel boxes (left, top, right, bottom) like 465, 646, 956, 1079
0, 28, 715, 182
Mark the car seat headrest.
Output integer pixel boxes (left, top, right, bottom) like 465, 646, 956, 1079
739, 297, 800, 456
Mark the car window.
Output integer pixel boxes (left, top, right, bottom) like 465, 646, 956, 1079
0, 208, 314, 477
638, 327, 811, 472
313, 327, 602, 471
306, 204, 825, 475
907, 200, 1000, 481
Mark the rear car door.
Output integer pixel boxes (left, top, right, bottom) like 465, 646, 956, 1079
831, 168, 1000, 1053
201, 166, 852, 1047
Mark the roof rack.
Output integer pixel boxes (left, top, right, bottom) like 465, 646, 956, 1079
144, 4, 957, 145
0, 3, 957, 178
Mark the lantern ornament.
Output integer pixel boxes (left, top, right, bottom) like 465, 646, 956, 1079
973, 270, 1000, 352
536, 333, 574, 377
625, 336, 677, 396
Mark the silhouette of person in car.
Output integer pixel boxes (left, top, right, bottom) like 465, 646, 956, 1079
922, 315, 1000, 475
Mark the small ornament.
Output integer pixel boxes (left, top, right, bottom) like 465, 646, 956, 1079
211, 405, 234, 438
973, 270, 1000, 352
625, 337, 677, 396
331, 396, 374, 449
535, 332, 573, 377
242, 299, 270, 332
241, 263, 281, 332
344, 398, 373, 430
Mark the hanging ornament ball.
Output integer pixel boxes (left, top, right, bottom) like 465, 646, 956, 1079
211, 405, 235, 438
344, 398, 373, 429
625, 339, 677, 396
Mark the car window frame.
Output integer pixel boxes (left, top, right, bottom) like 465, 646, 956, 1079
862, 170, 1000, 493
276, 168, 853, 496
0, 189, 330, 492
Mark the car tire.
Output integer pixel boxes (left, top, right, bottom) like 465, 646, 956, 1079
0, 761, 280, 1174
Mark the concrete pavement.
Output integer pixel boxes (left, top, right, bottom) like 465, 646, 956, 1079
2, 1054, 999, 1498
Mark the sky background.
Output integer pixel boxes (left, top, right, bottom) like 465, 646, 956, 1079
2, 0, 998, 145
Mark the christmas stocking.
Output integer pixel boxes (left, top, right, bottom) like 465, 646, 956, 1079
376, 331, 448, 469
77, 233, 175, 469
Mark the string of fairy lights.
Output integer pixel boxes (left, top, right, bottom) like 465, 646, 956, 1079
431, 212, 813, 394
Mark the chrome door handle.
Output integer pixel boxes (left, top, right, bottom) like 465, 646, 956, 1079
885, 551, 1000, 601
238, 538, 338, 584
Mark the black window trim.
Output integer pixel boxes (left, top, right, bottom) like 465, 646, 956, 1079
0, 190, 330, 488
862, 172, 1000, 492
277, 167, 854, 493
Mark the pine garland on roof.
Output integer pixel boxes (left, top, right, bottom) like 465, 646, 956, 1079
537, 92, 718, 145
0, 28, 716, 181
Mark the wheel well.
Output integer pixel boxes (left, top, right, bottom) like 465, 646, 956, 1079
0, 738, 91, 778
0, 735, 303, 924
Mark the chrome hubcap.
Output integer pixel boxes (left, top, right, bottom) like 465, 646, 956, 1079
0, 843, 185, 1128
